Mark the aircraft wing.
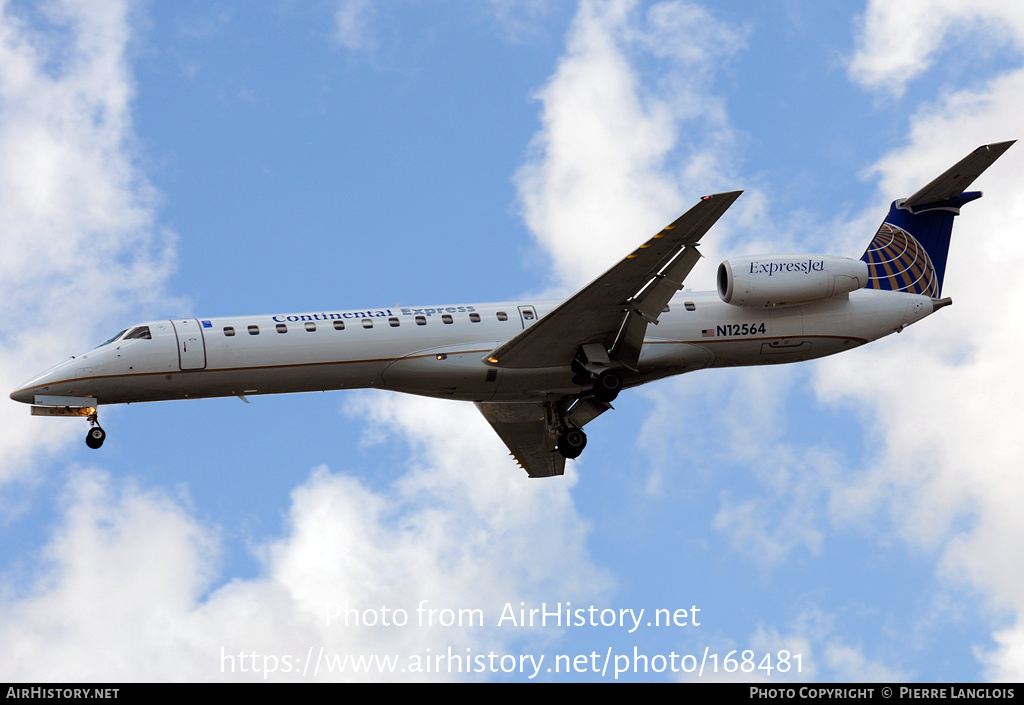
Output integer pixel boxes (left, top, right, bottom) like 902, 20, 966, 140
476, 401, 565, 477
476, 398, 613, 477
483, 191, 742, 370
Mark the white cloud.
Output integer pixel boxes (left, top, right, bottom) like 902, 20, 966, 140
670, 55, 1024, 680
981, 626, 1024, 683
848, 0, 1024, 95
0, 0, 177, 485
748, 609, 911, 682
0, 0, 756, 681
14, 0, 1024, 684
334, 0, 376, 53
0, 0, 631, 682
485, 0, 553, 42
600, 1, 1024, 681
0, 397, 610, 681
671, 607, 910, 682
515, 0, 746, 293
822, 39, 1024, 681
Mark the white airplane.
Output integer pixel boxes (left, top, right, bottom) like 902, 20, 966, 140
11, 142, 1014, 477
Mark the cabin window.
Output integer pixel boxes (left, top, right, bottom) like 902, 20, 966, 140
684, 301, 696, 311
389, 317, 400, 327
496, 311, 508, 321
442, 314, 453, 324
223, 326, 235, 337
415, 315, 426, 326
469, 312, 481, 323
334, 320, 345, 330
362, 318, 373, 329
248, 325, 260, 335
124, 326, 152, 340
663, 305, 671, 313
276, 323, 287, 333
305, 322, 316, 332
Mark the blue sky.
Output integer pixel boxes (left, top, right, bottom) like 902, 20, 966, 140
1, 0, 1023, 683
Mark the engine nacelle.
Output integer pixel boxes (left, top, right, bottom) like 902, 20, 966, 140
718, 255, 869, 308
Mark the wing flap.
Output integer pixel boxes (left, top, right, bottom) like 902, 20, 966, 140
611, 243, 704, 370
477, 398, 614, 477
484, 191, 742, 369
476, 401, 564, 478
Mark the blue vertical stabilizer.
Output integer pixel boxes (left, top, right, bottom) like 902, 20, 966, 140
860, 141, 1014, 297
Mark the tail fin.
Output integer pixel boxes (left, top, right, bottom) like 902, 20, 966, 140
861, 141, 1014, 297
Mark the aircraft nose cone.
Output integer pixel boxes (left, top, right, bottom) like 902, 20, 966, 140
10, 357, 77, 405
10, 384, 34, 404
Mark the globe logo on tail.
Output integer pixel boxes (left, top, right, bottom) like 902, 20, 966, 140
861, 222, 939, 297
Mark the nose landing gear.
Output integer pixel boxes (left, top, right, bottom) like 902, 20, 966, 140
85, 412, 106, 449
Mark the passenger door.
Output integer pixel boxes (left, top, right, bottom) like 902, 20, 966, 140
171, 319, 207, 370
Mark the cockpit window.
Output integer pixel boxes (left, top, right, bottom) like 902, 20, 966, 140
123, 326, 152, 340
96, 330, 127, 348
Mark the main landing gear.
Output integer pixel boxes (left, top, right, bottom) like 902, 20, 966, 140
592, 370, 622, 403
555, 365, 624, 460
557, 427, 587, 459
85, 412, 106, 449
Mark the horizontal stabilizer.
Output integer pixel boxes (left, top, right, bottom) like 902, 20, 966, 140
904, 140, 1015, 209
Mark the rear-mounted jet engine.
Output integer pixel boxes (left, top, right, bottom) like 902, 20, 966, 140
717, 255, 869, 308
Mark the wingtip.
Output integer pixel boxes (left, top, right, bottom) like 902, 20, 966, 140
979, 140, 1015, 158
702, 190, 744, 200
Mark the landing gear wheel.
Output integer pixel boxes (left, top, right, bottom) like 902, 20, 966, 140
593, 370, 622, 403
557, 428, 587, 459
85, 426, 106, 449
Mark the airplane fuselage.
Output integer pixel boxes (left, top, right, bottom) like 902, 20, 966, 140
10, 288, 938, 408
9, 142, 1009, 475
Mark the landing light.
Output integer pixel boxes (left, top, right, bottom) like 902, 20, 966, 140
30, 405, 96, 418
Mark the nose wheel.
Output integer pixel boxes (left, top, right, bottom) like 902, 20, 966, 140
85, 413, 106, 449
